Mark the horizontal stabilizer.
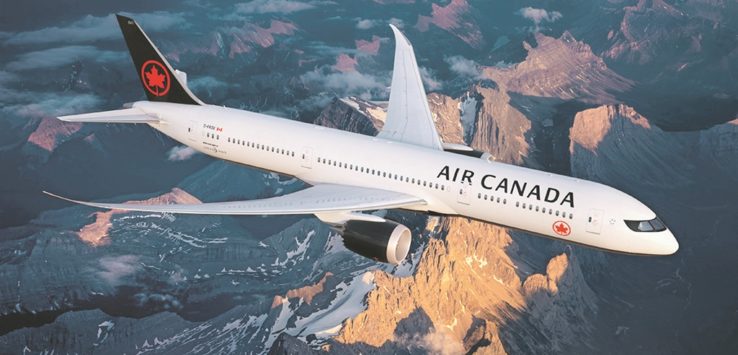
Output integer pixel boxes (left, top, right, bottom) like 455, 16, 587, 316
43, 184, 425, 216
57, 107, 159, 123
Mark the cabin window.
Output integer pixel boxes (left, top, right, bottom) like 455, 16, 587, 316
477, 193, 482, 199
516, 202, 520, 207
556, 211, 560, 216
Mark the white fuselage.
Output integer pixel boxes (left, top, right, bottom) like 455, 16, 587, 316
139, 101, 678, 255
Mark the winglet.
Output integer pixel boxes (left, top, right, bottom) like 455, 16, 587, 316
378, 25, 443, 150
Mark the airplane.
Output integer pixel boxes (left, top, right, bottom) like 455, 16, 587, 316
44, 15, 679, 265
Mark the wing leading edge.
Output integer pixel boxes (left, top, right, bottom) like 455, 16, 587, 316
377, 25, 443, 150
44, 184, 425, 217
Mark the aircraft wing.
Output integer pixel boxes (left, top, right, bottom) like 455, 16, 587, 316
377, 25, 443, 150
43, 184, 425, 217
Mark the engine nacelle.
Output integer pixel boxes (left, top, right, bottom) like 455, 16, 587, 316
340, 220, 412, 265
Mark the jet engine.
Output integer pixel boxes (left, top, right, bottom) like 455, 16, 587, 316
340, 220, 412, 265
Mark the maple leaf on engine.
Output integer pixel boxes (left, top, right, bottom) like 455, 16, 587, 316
145, 66, 166, 89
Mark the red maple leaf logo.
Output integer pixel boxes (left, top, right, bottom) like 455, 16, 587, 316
553, 221, 571, 236
140, 60, 170, 97
145, 66, 166, 90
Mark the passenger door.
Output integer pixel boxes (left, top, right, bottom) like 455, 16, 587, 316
187, 120, 199, 143
456, 182, 471, 205
301, 147, 314, 169
586, 209, 604, 234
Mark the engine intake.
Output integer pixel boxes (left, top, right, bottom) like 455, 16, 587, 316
340, 220, 412, 265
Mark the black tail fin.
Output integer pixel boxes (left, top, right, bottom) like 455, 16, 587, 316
116, 14, 203, 105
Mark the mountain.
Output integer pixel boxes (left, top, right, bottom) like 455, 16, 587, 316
1, 1, 738, 353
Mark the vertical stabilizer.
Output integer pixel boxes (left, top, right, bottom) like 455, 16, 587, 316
116, 14, 203, 105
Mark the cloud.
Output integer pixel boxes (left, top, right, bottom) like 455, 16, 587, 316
297, 67, 387, 110
167, 145, 198, 161
418, 67, 442, 91
356, 19, 380, 30
236, 0, 326, 14
1, 92, 102, 119
5, 12, 186, 46
389, 18, 405, 29
445, 55, 482, 79
97, 255, 141, 286
302, 67, 386, 93
6, 45, 125, 71
396, 328, 465, 355
188, 76, 230, 99
134, 292, 183, 311
0, 71, 18, 84
517, 7, 562, 30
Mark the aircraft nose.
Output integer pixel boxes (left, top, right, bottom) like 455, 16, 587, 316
662, 230, 679, 255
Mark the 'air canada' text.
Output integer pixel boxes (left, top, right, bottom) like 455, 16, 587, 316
437, 165, 575, 208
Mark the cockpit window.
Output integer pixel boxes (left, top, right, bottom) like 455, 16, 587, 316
625, 217, 667, 232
